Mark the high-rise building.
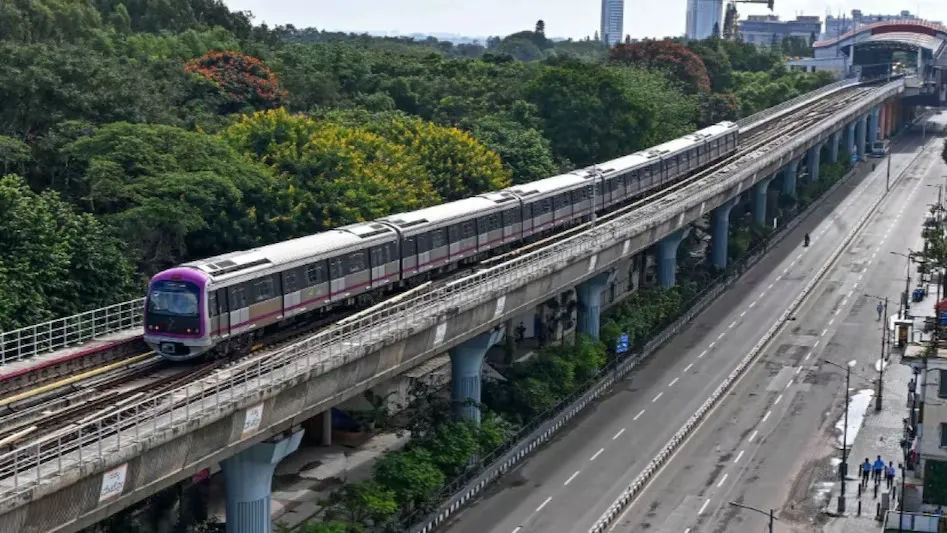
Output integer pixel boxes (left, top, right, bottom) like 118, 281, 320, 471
738, 15, 821, 48
685, 0, 723, 40
600, 0, 624, 46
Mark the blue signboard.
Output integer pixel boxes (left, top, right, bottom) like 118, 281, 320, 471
616, 333, 629, 354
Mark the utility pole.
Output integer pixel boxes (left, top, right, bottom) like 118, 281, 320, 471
825, 359, 856, 514
866, 294, 889, 412
728, 501, 775, 533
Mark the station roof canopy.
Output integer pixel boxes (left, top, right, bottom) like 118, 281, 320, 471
814, 20, 947, 55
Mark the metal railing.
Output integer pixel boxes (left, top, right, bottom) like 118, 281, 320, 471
737, 78, 860, 131
0, 79, 905, 508
0, 299, 144, 365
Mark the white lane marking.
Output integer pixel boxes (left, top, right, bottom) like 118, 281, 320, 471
652, 392, 664, 403
590, 448, 604, 461
740, 311, 747, 318
564, 471, 580, 486
669, 377, 680, 387
768, 283, 774, 290
775, 275, 782, 281
512, 528, 521, 533
829, 317, 836, 326
698, 499, 711, 515
813, 340, 821, 348
821, 328, 828, 337
748, 430, 758, 443
717, 332, 726, 340
785, 380, 793, 390
717, 473, 729, 488
774, 394, 783, 405
734, 450, 745, 463
702, 347, 711, 355
795, 366, 803, 375
762, 410, 771, 422
749, 301, 757, 309
536, 496, 552, 512
634, 409, 645, 421
613, 428, 626, 440
684, 363, 694, 373
685, 529, 691, 533
728, 321, 737, 329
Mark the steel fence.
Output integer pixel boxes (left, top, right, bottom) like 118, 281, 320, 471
0, 298, 144, 365
0, 79, 905, 508
737, 78, 860, 131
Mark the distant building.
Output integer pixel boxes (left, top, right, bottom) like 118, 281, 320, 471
685, 0, 723, 40
823, 10, 943, 40
738, 15, 821, 48
600, 0, 624, 46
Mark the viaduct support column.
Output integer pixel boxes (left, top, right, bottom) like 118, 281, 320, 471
222, 431, 304, 533
879, 104, 888, 140
869, 107, 880, 147
856, 115, 867, 160
449, 329, 503, 423
576, 272, 611, 339
845, 121, 857, 160
830, 130, 842, 163
807, 144, 822, 183
711, 197, 738, 270
657, 227, 690, 288
753, 176, 773, 225
782, 158, 800, 198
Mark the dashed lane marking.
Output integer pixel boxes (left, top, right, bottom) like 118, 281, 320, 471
684, 363, 694, 373
698, 499, 711, 515
717, 473, 729, 488
734, 450, 744, 463
633, 409, 645, 421
652, 392, 664, 403
774, 394, 783, 405
564, 471, 580, 486
669, 377, 680, 387
761, 410, 771, 422
536, 496, 552, 512
590, 448, 604, 461
613, 428, 626, 440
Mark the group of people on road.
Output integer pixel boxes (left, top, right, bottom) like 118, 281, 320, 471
861, 456, 897, 489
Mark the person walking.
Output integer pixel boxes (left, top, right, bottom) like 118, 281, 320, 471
862, 458, 872, 486
877, 301, 884, 321
873, 455, 886, 484
886, 461, 896, 489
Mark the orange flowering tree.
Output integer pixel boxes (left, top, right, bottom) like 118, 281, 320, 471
184, 50, 287, 112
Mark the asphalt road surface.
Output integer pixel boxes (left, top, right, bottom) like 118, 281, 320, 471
442, 121, 946, 533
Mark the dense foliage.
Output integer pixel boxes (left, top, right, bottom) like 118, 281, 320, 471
0, 3, 833, 330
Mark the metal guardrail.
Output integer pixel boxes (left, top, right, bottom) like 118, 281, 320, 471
736, 78, 860, 131
0, 77, 882, 368
0, 299, 144, 366
0, 79, 904, 508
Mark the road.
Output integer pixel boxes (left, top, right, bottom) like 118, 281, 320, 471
442, 122, 945, 533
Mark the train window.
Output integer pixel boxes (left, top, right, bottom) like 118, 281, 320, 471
403, 236, 417, 257
416, 233, 431, 253
386, 242, 398, 263
448, 224, 460, 243
217, 289, 229, 313
329, 257, 343, 279
346, 251, 367, 273
253, 277, 275, 302
283, 270, 298, 293
522, 203, 532, 221
370, 246, 384, 268
208, 291, 218, 317
229, 285, 248, 309
306, 262, 327, 285
431, 228, 447, 249
461, 220, 476, 239
503, 208, 521, 225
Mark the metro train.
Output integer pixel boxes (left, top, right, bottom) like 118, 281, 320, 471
144, 122, 739, 360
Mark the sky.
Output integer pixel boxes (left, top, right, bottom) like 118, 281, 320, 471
222, 0, 947, 41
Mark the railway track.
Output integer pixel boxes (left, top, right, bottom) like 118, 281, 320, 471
0, 84, 881, 484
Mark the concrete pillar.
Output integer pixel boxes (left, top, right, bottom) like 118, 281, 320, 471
711, 197, 738, 269
222, 431, 304, 533
879, 104, 887, 140
830, 130, 842, 163
657, 227, 690, 288
753, 176, 773, 225
782, 158, 800, 198
856, 115, 867, 160
576, 272, 610, 339
869, 107, 880, 146
845, 121, 857, 160
449, 329, 503, 423
807, 144, 822, 183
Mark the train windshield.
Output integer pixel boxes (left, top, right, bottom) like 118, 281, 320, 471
148, 281, 200, 316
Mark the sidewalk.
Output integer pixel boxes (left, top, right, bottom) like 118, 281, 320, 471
822, 294, 935, 533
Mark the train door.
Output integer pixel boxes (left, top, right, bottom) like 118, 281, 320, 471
401, 236, 418, 278
215, 288, 229, 337
282, 269, 301, 311
228, 284, 249, 333
329, 257, 345, 299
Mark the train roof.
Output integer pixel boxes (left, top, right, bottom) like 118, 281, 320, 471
506, 170, 596, 199
378, 195, 508, 232
183, 223, 396, 281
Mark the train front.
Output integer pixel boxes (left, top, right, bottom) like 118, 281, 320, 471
143, 267, 213, 361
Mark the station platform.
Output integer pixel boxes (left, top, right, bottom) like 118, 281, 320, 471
0, 328, 144, 393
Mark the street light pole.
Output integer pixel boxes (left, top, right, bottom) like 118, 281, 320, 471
728, 501, 775, 533
825, 359, 857, 514
866, 295, 889, 412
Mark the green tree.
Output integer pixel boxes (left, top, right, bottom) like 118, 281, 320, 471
0, 135, 31, 175
295, 522, 359, 533
470, 113, 560, 183
324, 481, 397, 525
65, 122, 280, 272
373, 448, 445, 507
184, 50, 288, 113
419, 421, 480, 477
0, 174, 137, 329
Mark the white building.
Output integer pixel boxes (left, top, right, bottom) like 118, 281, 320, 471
601, 0, 624, 46
686, 0, 723, 40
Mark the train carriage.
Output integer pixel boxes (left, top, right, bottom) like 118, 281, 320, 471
507, 170, 598, 238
